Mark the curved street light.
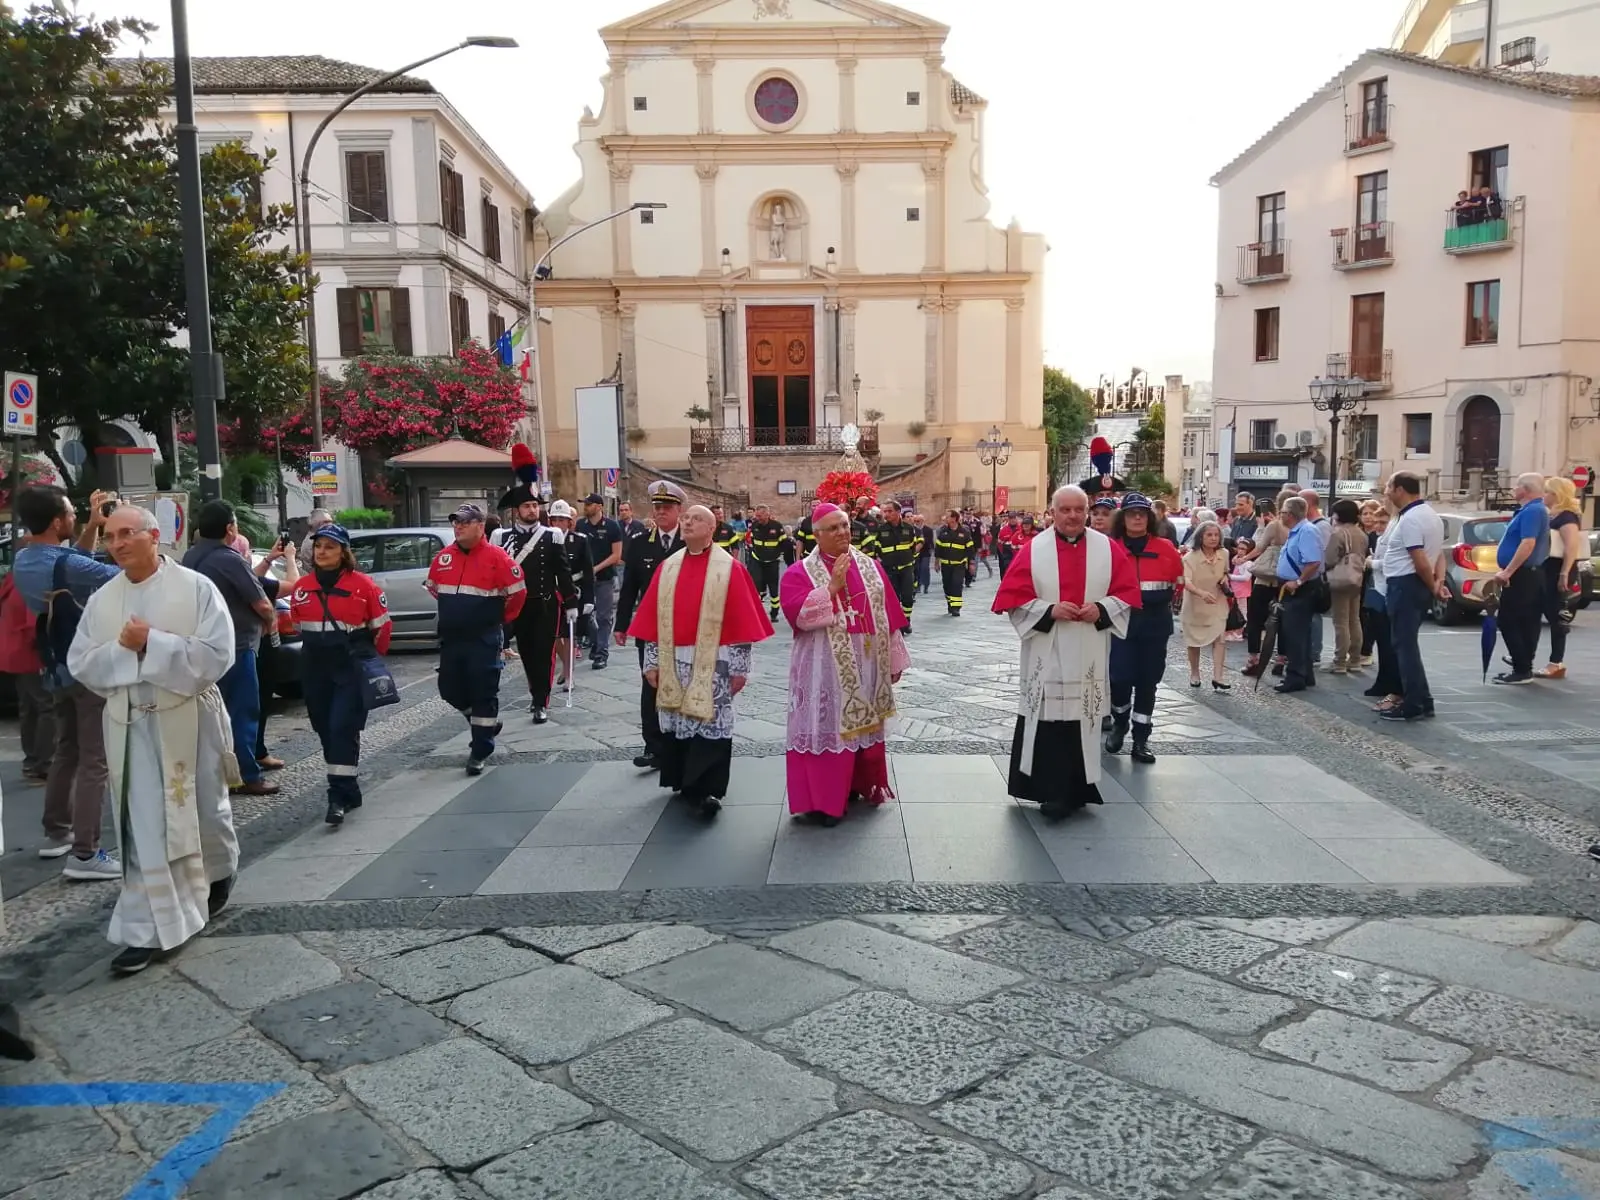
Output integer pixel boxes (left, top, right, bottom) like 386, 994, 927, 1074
977, 424, 1013, 518
299, 37, 519, 453
1307, 375, 1365, 512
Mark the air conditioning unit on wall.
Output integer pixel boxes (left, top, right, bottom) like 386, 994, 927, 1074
1295, 429, 1322, 448
1272, 431, 1293, 451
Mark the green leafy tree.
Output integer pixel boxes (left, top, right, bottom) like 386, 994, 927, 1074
1042, 367, 1093, 486
0, 8, 308, 483
1128, 469, 1176, 499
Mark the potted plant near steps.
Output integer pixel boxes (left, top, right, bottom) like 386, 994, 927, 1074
908, 421, 928, 461
684, 405, 713, 454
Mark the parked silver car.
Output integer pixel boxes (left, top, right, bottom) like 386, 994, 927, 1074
346, 527, 453, 646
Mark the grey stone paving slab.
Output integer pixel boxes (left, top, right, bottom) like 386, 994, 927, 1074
501, 922, 656, 957
355, 1170, 470, 1200
570, 924, 721, 976
621, 941, 858, 1032
343, 1037, 591, 1167
251, 981, 455, 1070
770, 919, 1020, 1004
569, 1017, 837, 1161
357, 935, 549, 1002
1100, 1027, 1480, 1180
1198, 1137, 1425, 1200
174, 934, 343, 1010
1198, 916, 1361, 944
1239, 947, 1437, 1019
1035, 1191, 1095, 1200
1549, 920, 1600, 968
933, 1055, 1254, 1200
960, 981, 1150, 1058
88, 1029, 336, 1153
296, 927, 467, 963
741, 1108, 1033, 1200
952, 918, 1140, 983
0, 1154, 149, 1200
449, 964, 670, 1065
0, 1098, 119, 1195
1260, 1009, 1471, 1091
1436, 1055, 1600, 1130
1469, 1149, 1600, 1200
764, 990, 1030, 1104
26, 979, 242, 1074
473, 1121, 743, 1200
1399, 916, 1573, 947
1330, 920, 1600, 1020
1408, 985, 1600, 1080
1119, 919, 1279, 974
1104, 967, 1298, 1035
184, 1108, 413, 1199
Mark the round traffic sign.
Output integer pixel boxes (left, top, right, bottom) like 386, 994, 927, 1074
8, 379, 33, 407
1573, 465, 1592, 490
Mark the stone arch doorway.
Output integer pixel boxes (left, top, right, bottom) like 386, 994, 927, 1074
1458, 394, 1501, 474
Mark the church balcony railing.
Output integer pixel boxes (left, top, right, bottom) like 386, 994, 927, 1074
690, 424, 879, 456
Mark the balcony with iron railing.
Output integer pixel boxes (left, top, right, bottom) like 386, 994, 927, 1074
1443, 202, 1513, 253
1326, 349, 1393, 393
1331, 222, 1393, 269
1345, 105, 1394, 155
1237, 240, 1290, 284
690, 424, 879, 456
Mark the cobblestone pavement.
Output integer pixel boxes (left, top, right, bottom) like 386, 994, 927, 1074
6, 912, 1600, 1198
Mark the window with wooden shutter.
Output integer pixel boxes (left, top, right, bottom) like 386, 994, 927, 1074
389, 288, 413, 355
482, 198, 502, 263
346, 151, 387, 223
488, 311, 506, 348
452, 172, 466, 237
439, 161, 453, 233
449, 293, 470, 348
440, 164, 466, 237
336, 288, 360, 356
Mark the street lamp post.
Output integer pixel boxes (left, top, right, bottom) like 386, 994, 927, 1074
298, 36, 517, 459
976, 424, 1012, 519
525, 202, 666, 500
1307, 375, 1365, 513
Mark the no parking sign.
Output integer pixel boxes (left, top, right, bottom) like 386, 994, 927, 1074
3, 371, 38, 436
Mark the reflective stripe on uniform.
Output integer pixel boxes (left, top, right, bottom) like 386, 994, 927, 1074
1140, 581, 1174, 591
1130, 712, 1153, 725
368, 614, 392, 629
298, 619, 357, 633
437, 582, 525, 598
469, 716, 500, 727
324, 761, 359, 776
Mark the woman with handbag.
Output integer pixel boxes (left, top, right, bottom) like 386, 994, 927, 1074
290, 524, 394, 826
1181, 521, 1235, 691
1324, 500, 1370, 674
1239, 499, 1284, 676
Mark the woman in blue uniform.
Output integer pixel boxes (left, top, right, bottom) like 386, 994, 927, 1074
290, 524, 392, 825
1104, 493, 1183, 764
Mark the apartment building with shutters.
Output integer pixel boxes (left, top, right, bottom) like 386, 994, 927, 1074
1208, 50, 1600, 507
111, 55, 534, 510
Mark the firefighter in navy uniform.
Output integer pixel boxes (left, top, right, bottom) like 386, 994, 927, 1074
745, 501, 790, 622
290, 523, 392, 825
792, 513, 816, 559
615, 480, 689, 771
711, 505, 742, 558
1103, 492, 1182, 765
934, 509, 977, 615
427, 503, 527, 774
874, 500, 920, 633
851, 501, 880, 559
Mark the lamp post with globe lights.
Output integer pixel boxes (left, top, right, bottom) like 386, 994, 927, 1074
977, 425, 1012, 521
1307, 375, 1366, 512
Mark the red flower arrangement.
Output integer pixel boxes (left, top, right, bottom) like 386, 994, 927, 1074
815, 469, 877, 507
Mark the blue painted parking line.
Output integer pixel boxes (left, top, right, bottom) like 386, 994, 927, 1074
1485, 1117, 1600, 1154
0, 1081, 285, 1199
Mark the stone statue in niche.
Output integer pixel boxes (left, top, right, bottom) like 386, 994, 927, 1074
768, 200, 787, 260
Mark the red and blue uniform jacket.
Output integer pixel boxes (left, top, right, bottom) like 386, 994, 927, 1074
289, 569, 393, 664
427, 540, 526, 642
1120, 535, 1184, 641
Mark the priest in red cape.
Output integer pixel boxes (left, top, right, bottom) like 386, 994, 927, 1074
992, 485, 1140, 817
627, 504, 773, 816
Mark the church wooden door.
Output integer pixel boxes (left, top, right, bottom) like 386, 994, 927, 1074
746, 306, 813, 447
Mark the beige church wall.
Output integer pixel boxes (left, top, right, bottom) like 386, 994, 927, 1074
547, 307, 607, 432
716, 163, 841, 268
618, 58, 699, 135
854, 59, 932, 135
853, 298, 927, 436
634, 303, 710, 445
855, 162, 929, 275
955, 300, 1007, 426
626, 164, 701, 276
712, 58, 840, 137
1020, 267, 1046, 427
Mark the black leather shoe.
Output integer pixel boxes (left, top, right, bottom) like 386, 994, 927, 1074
1274, 683, 1306, 694
111, 947, 158, 976
208, 876, 234, 918
1103, 723, 1127, 754
0, 1004, 34, 1061
325, 799, 345, 827
633, 753, 659, 770
1130, 741, 1156, 764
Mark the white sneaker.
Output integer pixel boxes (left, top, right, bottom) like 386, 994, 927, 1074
63, 849, 121, 881
38, 836, 72, 860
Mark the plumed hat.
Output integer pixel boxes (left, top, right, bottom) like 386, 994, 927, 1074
498, 443, 541, 511
1090, 436, 1114, 477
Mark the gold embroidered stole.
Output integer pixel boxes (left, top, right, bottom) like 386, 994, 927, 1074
803, 547, 897, 739
655, 546, 733, 723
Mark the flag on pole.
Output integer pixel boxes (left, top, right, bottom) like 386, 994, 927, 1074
494, 329, 514, 366
519, 350, 531, 382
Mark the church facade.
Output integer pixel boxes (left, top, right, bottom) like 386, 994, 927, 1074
531, 0, 1047, 515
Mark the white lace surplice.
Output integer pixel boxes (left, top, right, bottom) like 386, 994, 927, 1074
644, 643, 752, 740
787, 583, 910, 755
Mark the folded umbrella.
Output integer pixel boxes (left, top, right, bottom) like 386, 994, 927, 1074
1253, 586, 1286, 692
1479, 578, 1502, 683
